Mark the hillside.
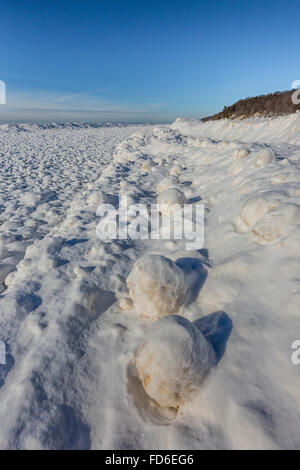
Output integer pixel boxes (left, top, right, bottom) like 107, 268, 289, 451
203, 90, 300, 121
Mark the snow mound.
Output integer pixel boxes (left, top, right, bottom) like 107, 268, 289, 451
235, 195, 300, 244
141, 159, 155, 173
157, 176, 179, 194
255, 148, 274, 168
20, 191, 57, 208
157, 188, 186, 215
136, 315, 215, 408
87, 190, 115, 206
126, 254, 186, 320
235, 196, 273, 232
235, 148, 249, 160
169, 165, 184, 176
271, 172, 293, 185
251, 203, 300, 245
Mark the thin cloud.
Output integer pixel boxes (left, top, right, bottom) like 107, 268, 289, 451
54, 83, 124, 103
4, 88, 166, 114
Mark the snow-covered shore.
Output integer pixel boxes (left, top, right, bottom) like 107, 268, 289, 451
0, 115, 300, 449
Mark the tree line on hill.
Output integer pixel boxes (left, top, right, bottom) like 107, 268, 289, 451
203, 90, 300, 121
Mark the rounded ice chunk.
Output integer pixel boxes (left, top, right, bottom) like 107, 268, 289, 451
234, 148, 249, 160
136, 315, 215, 408
255, 148, 274, 168
126, 254, 186, 320
157, 188, 186, 215
141, 159, 154, 172
240, 196, 272, 228
157, 176, 179, 194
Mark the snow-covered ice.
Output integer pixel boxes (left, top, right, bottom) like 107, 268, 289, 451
0, 114, 300, 449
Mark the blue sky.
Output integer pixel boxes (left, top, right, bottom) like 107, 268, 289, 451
0, 0, 300, 122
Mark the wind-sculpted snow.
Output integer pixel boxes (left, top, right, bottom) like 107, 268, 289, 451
0, 116, 300, 449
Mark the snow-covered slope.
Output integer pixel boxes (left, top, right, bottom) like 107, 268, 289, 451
172, 112, 300, 146
0, 116, 300, 449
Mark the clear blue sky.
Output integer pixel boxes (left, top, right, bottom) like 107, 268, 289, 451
0, 0, 299, 122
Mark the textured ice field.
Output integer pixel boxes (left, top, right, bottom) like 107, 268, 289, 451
0, 115, 300, 449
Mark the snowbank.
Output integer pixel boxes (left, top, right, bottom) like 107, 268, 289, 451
171, 112, 300, 145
